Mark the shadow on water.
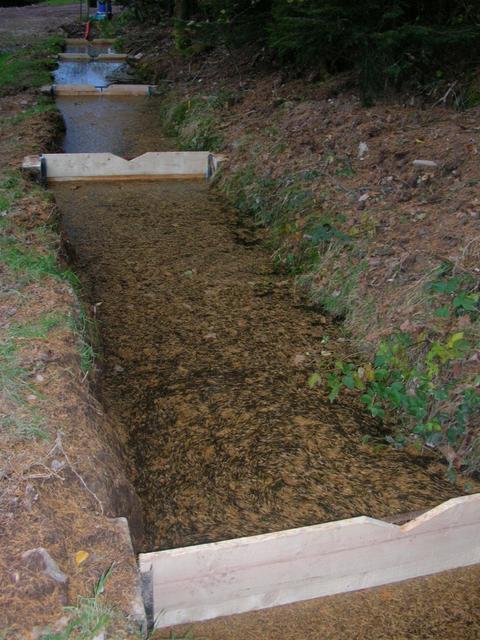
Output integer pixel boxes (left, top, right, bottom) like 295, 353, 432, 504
52, 52, 461, 551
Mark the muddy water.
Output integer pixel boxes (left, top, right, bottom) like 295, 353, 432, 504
57, 97, 173, 155
54, 46, 171, 156
55, 179, 459, 551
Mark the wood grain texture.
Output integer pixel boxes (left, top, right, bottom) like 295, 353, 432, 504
139, 494, 480, 629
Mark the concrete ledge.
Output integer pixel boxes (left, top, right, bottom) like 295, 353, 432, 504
139, 493, 480, 629
22, 152, 226, 181
40, 84, 156, 96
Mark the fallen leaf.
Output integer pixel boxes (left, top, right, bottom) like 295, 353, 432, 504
75, 550, 89, 566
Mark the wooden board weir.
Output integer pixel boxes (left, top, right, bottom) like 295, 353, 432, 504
22, 152, 225, 181
41, 84, 156, 96
138, 494, 480, 629
58, 52, 128, 62
65, 38, 117, 46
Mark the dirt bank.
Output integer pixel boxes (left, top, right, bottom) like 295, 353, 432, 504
0, 4, 78, 47
0, 18, 145, 640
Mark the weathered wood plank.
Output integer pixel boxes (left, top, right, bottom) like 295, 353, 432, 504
65, 38, 117, 45
45, 152, 209, 180
41, 84, 156, 96
22, 152, 226, 182
138, 494, 480, 629
58, 52, 128, 62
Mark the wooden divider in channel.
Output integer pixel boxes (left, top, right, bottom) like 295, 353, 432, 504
138, 494, 480, 629
22, 152, 225, 181
65, 38, 117, 46
41, 84, 156, 96
58, 52, 128, 62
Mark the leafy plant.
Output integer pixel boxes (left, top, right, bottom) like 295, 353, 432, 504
318, 320, 479, 474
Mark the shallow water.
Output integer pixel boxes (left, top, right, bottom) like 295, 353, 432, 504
53, 60, 123, 87
55, 179, 459, 551
57, 96, 173, 155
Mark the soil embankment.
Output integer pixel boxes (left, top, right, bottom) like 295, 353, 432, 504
0, 13, 145, 640
0, 4, 79, 47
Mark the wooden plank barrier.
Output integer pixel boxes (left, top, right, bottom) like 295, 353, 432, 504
138, 494, 480, 629
58, 52, 128, 62
22, 152, 225, 181
40, 84, 156, 96
65, 38, 117, 46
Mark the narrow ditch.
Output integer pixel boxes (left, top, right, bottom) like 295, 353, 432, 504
52, 41, 461, 553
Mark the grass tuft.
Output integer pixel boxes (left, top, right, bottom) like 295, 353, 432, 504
38, 566, 143, 640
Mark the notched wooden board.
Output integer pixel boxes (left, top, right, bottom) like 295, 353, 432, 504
23, 152, 226, 181
139, 494, 480, 629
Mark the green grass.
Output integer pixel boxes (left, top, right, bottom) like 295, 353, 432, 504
39, 596, 114, 639
8, 313, 63, 340
0, 172, 27, 210
38, 567, 144, 640
0, 313, 65, 440
161, 94, 224, 152
0, 171, 53, 212
2, 241, 65, 282
1, 232, 79, 288
0, 348, 48, 441
0, 340, 29, 404
0, 414, 49, 440
68, 307, 97, 374
40, 0, 78, 5
0, 35, 63, 96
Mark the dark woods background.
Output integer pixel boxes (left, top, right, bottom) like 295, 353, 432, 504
2, 0, 479, 93
122, 0, 480, 94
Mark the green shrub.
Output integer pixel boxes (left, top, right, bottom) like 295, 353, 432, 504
317, 269, 480, 475
269, 1, 480, 95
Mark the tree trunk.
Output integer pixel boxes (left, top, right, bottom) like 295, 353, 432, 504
173, 0, 197, 49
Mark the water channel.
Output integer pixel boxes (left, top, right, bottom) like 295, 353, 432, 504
53, 42, 460, 551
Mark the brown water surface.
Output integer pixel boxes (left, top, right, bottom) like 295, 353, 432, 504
57, 96, 172, 155
54, 180, 460, 551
